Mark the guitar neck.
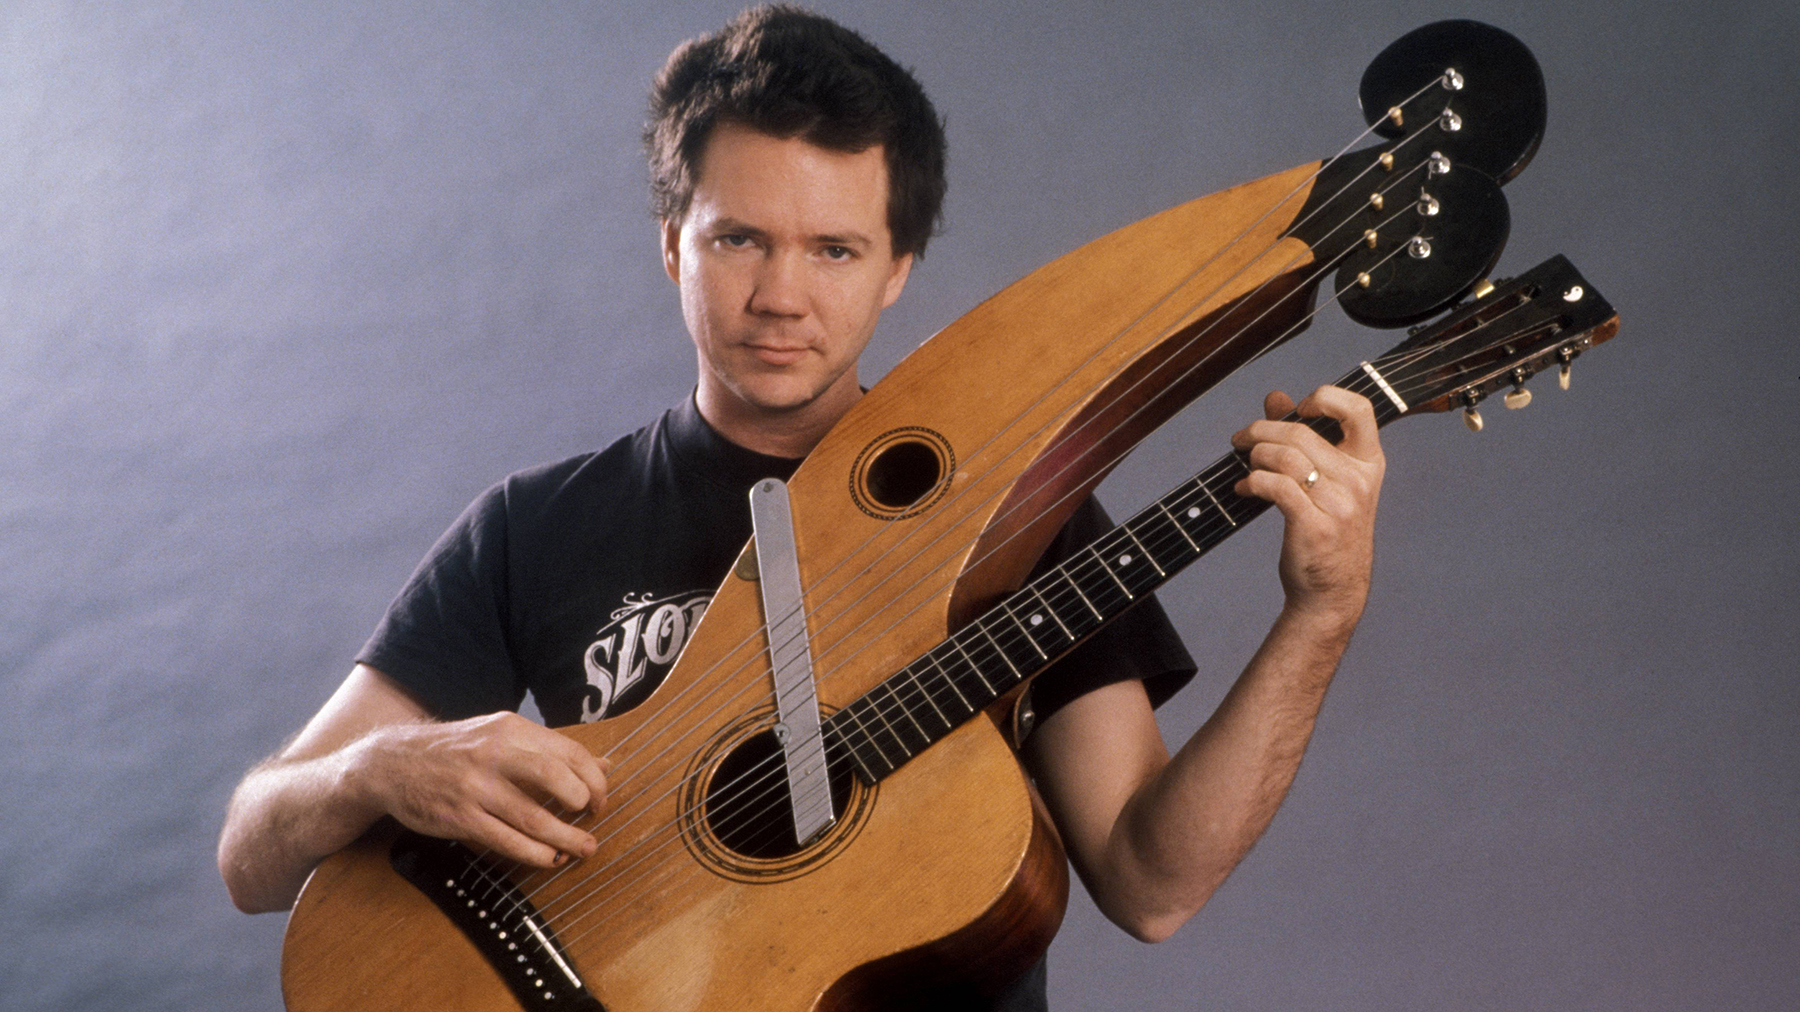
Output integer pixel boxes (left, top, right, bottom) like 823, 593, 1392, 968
824, 367, 1399, 784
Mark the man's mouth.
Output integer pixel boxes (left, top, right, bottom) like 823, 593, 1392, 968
744, 343, 810, 365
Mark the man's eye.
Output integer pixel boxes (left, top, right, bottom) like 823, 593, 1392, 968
822, 245, 854, 260
719, 234, 752, 248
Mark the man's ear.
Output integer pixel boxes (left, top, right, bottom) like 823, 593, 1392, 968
660, 218, 681, 284
881, 252, 914, 309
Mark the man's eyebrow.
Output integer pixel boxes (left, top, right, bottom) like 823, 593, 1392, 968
708, 217, 770, 237
704, 218, 874, 248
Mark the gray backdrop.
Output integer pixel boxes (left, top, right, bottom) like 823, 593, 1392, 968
3, 0, 1794, 1009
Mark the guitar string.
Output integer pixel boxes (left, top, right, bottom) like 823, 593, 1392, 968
540, 307, 1543, 954
533, 232, 1516, 945
484, 148, 1453, 934
442, 80, 1460, 928
501, 178, 1440, 926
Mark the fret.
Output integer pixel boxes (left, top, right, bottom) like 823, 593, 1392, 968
953, 629, 1015, 700
1051, 564, 1105, 624
997, 597, 1049, 660
1090, 545, 1135, 599
830, 705, 895, 780
920, 653, 976, 717
957, 633, 1000, 698
895, 662, 953, 732
824, 721, 880, 783
1196, 478, 1237, 527
1092, 526, 1163, 597
1121, 524, 1166, 576
1026, 584, 1076, 641
882, 681, 936, 753
1063, 550, 1132, 616
1157, 500, 1202, 551
871, 673, 928, 745
861, 686, 919, 758
928, 637, 1000, 702
973, 618, 1025, 684
1133, 501, 1199, 571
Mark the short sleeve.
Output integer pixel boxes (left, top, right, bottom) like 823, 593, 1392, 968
356, 483, 526, 719
1021, 498, 1197, 728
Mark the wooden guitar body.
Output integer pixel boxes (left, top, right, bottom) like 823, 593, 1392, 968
286, 718, 1064, 1010
284, 162, 1328, 1011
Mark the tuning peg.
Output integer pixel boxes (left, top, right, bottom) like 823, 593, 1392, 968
1461, 391, 1484, 432
1557, 347, 1575, 390
1503, 367, 1532, 409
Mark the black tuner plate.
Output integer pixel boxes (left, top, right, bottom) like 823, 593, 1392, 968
1359, 20, 1546, 184
1333, 163, 1510, 327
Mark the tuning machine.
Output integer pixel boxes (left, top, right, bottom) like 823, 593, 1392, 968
1461, 390, 1484, 432
1557, 346, 1576, 390
1504, 367, 1532, 409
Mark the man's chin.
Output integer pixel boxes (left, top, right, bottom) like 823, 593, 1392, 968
728, 379, 830, 415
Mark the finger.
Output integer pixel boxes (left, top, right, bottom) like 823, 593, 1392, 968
493, 717, 609, 813
1263, 389, 1297, 421
486, 785, 599, 860
1297, 385, 1382, 461
1234, 466, 1317, 521
462, 808, 566, 869
545, 734, 613, 812
1247, 441, 1317, 488
505, 751, 594, 815
1232, 418, 1339, 463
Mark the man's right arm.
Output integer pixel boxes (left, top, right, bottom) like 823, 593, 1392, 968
217, 664, 609, 914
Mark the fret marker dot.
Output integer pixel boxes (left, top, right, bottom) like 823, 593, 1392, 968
1187, 507, 1201, 518
1119, 554, 1132, 566
1030, 614, 1043, 626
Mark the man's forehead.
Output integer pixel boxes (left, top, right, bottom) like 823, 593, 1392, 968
685, 124, 891, 240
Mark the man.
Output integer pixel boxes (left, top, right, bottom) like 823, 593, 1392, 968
218, 6, 1384, 1008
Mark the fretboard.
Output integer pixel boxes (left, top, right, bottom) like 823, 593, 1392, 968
822, 366, 1403, 784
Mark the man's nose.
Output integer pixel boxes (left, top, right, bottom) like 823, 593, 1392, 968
748, 251, 807, 317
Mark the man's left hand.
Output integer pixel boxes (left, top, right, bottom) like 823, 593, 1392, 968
1230, 385, 1385, 630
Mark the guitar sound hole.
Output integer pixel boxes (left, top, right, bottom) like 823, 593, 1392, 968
703, 730, 855, 859
865, 439, 942, 510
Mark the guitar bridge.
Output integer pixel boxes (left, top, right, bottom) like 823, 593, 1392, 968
389, 832, 605, 1012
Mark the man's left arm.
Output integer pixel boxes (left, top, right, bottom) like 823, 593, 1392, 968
1022, 385, 1383, 943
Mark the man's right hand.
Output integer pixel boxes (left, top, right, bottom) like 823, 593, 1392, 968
345, 710, 610, 869
217, 665, 610, 913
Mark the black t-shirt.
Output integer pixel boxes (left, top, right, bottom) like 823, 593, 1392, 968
357, 393, 1197, 1009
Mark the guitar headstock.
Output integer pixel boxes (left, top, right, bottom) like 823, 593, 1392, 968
1369, 254, 1619, 430
1287, 21, 1551, 330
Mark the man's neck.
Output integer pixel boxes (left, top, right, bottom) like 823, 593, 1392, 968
694, 376, 861, 459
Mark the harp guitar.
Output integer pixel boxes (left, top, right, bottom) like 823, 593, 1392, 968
281, 21, 1585, 1012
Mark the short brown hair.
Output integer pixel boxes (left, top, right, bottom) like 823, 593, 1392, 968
645, 6, 948, 258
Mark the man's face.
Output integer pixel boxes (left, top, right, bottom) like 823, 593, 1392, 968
662, 123, 913, 426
